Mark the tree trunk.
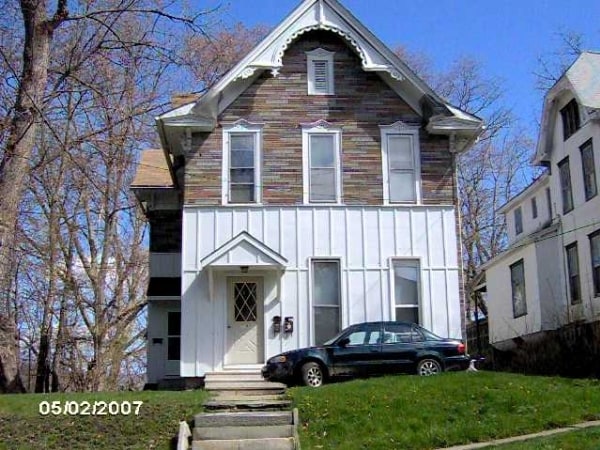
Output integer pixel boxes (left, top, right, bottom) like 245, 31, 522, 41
0, 0, 53, 393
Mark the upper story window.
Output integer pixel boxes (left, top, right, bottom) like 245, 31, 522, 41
531, 197, 538, 219
302, 121, 342, 204
546, 187, 553, 220
580, 139, 597, 201
380, 122, 420, 204
558, 157, 573, 214
514, 207, 523, 235
560, 99, 581, 141
306, 48, 335, 95
222, 120, 263, 205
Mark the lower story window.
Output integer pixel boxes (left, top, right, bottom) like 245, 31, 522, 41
312, 260, 341, 345
565, 243, 581, 304
510, 260, 527, 318
393, 260, 420, 323
590, 231, 600, 297
167, 311, 181, 361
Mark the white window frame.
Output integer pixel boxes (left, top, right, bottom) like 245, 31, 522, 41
309, 258, 343, 346
302, 120, 342, 204
389, 258, 422, 325
380, 121, 421, 205
222, 120, 263, 205
306, 48, 335, 95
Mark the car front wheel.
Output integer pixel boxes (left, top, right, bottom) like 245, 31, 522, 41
301, 362, 324, 387
417, 358, 442, 376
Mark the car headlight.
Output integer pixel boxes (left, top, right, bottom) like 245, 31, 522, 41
270, 355, 287, 364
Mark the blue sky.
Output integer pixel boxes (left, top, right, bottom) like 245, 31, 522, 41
217, 0, 600, 134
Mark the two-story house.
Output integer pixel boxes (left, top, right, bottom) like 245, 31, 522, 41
132, 0, 483, 386
483, 52, 600, 349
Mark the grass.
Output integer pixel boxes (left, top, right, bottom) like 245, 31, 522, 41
495, 427, 600, 449
0, 389, 210, 449
288, 371, 600, 449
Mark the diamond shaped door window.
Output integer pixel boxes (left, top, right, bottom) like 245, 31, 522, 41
234, 282, 257, 322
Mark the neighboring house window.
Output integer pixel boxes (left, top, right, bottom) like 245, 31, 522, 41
546, 187, 552, 220
306, 48, 335, 95
510, 259, 527, 318
560, 99, 580, 141
302, 122, 342, 203
222, 121, 263, 204
312, 260, 341, 344
380, 123, 420, 203
558, 157, 573, 213
392, 260, 420, 324
580, 139, 597, 201
531, 197, 538, 219
167, 311, 181, 361
565, 243, 581, 304
590, 230, 600, 297
514, 207, 523, 235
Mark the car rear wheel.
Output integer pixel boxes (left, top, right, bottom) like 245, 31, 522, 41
301, 362, 324, 387
417, 358, 442, 376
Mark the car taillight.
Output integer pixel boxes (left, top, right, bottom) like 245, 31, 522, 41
457, 343, 465, 354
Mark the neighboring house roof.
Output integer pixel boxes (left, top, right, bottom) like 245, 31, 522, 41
534, 51, 600, 164
156, 0, 483, 156
497, 172, 549, 214
131, 149, 174, 189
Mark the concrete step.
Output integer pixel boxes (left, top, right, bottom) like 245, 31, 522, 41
205, 371, 264, 382
193, 425, 294, 441
192, 437, 295, 450
212, 393, 287, 402
195, 411, 293, 428
204, 398, 292, 411
204, 381, 286, 395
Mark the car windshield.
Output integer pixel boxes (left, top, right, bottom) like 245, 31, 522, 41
322, 329, 348, 346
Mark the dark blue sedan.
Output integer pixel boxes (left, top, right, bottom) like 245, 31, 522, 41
262, 321, 470, 387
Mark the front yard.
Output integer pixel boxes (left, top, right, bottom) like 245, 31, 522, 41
289, 371, 600, 449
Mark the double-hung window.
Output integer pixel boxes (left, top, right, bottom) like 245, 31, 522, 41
590, 230, 600, 297
514, 207, 523, 235
565, 243, 581, 304
223, 121, 263, 204
302, 122, 341, 203
531, 197, 538, 219
392, 260, 420, 324
580, 139, 597, 201
380, 123, 420, 203
306, 48, 335, 95
311, 260, 341, 345
510, 259, 527, 318
558, 157, 573, 213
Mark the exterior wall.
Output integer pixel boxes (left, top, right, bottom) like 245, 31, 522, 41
181, 205, 462, 377
487, 245, 543, 344
504, 178, 552, 245
147, 300, 181, 383
184, 31, 453, 207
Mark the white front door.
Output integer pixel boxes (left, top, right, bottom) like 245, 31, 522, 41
226, 277, 264, 365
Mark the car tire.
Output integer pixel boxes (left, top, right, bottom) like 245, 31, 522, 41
417, 358, 442, 376
301, 362, 324, 387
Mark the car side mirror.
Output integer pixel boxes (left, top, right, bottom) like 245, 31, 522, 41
338, 337, 350, 347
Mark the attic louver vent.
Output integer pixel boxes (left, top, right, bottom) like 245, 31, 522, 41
306, 48, 335, 95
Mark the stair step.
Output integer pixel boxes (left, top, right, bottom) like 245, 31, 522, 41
195, 411, 293, 427
205, 381, 286, 395
193, 425, 294, 441
212, 393, 286, 402
205, 371, 264, 382
204, 398, 292, 411
192, 437, 295, 450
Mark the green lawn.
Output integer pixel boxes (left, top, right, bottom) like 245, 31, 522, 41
288, 371, 600, 450
495, 427, 600, 449
0, 389, 210, 449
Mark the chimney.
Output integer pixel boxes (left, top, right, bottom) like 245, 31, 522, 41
171, 93, 200, 109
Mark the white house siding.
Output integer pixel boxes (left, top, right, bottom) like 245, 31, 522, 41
180, 205, 462, 377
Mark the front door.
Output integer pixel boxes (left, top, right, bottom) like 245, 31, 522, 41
226, 277, 264, 365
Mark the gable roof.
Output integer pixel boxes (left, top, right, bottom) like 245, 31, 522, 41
157, 0, 483, 156
534, 51, 600, 164
200, 231, 288, 269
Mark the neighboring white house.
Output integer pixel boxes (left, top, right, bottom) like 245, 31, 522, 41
132, 0, 483, 385
483, 52, 600, 348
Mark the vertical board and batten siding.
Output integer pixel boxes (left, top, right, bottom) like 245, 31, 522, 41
180, 206, 461, 377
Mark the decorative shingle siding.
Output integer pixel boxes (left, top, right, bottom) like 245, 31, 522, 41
184, 30, 454, 206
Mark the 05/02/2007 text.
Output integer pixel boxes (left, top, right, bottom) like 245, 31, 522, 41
39, 400, 143, 416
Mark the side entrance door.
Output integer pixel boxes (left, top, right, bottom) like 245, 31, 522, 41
225, 277, 264, 365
